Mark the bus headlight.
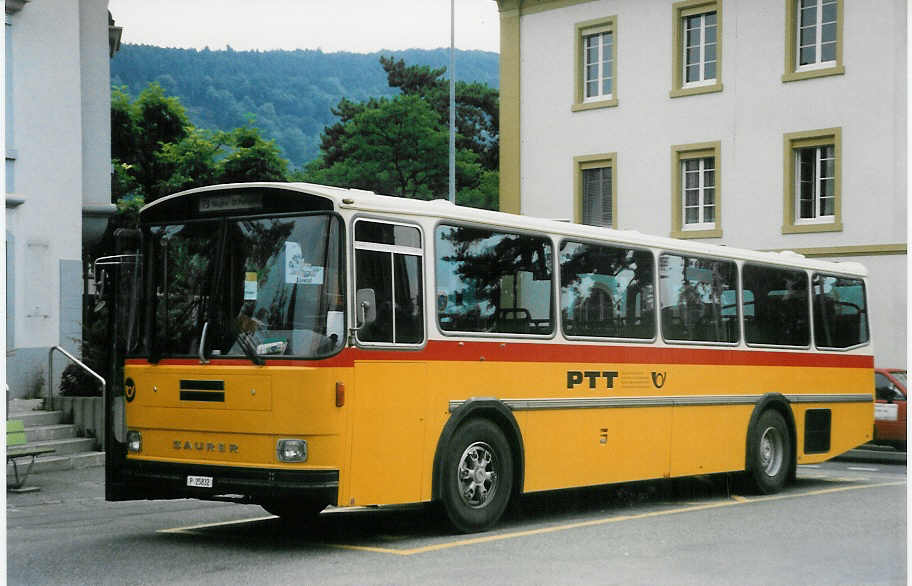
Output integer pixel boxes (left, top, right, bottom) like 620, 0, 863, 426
126, 430, 142, 453
277, 439, 308, 463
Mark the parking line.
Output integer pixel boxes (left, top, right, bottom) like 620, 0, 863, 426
158, 515, 276, 535
156, 480, 905, 555
331, 480, 905, 556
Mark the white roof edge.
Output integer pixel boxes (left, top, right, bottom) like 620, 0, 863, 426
140, 182, 870, 278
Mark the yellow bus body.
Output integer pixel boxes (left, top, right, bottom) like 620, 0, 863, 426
125, 348, 872, 508
113, 182, 875, 531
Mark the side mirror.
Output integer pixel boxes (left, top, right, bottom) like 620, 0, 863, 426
356, 288, 377, 328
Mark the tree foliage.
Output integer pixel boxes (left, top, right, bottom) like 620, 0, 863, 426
111, 45, 500, 168
302, 57, 499, 210
112, 82, 290, 204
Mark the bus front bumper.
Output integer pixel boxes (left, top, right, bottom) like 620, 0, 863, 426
107, 460, 339, 505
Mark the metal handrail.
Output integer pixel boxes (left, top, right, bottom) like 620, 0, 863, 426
48, 346, 105, 411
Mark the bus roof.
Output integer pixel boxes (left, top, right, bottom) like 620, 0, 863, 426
144, 182, 869, 278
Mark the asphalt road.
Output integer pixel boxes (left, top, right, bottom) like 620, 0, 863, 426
6, 458, 906, 585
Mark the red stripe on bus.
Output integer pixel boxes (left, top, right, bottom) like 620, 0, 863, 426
126, 341, 873, 369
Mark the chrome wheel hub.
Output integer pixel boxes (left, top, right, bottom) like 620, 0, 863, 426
457, 441, 498, 509
759, 425, 783, 476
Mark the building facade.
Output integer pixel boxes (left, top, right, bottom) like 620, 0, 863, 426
4, 0, 118, 397
495, 0, 906, 367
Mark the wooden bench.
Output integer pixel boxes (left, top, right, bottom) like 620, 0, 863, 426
7, 419, 55, 492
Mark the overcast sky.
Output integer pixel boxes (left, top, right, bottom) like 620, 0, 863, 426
107, 0, 501, 54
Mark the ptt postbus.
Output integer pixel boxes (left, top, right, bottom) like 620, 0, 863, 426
103, 182, 874, 532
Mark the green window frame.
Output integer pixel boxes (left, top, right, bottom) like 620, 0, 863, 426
574, 153, 617, 228
670, 141, 722, 239
782, 128, 843, 234
670, 0, 723, 98
572, 16, 618, 112
782, 0, 844, 82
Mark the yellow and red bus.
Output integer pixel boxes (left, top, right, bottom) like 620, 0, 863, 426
105, 182, 874, 532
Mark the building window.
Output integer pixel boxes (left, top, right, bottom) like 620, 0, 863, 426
671, 0, 722, 98
671, 141, 721, 239
573, 16, 618, 111
782, 128, 842, 234
783, 0, 844, 82
574, 154, 617, 228
796, 145, 835, 221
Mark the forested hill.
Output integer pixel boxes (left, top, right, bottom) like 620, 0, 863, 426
110, 44, 500, 169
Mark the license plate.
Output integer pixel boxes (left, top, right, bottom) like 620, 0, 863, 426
186, 475, 213, 488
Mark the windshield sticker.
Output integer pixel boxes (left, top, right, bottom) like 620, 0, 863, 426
285, 242, 303, 283
244, 272, 258, 300
326, 310, 344, 340
285, 241, 324, 285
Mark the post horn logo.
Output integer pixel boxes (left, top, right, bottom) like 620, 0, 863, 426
125, 378, 136, 402
651, 371, 667, 389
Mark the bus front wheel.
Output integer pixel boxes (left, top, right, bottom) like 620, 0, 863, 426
441, 419, 514, 533
747, 409, 791, 494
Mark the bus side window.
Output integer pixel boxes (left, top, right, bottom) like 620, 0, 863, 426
559, 241, 655, 340
354, 220, 424, 346
658, 253, 738, 344
742, 264, 809, 347
435, 225, 554, 336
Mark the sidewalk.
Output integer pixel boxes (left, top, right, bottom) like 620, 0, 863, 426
6, 465, 106, 513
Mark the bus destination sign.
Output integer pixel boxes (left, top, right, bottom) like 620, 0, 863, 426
198, 192, 264, 214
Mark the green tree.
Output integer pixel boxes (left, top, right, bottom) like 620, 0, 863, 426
112, 82, 292, 203
305, 58, 499, 209
380, 56, 499, 172
307, 95, 448, 198
215, 126, 289, 184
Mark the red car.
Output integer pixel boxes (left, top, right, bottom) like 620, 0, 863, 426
874, 368, 907, 451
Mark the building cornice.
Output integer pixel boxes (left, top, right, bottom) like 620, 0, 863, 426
495, 0, 597, 17
766, 244, 907, 258
109, 11, 123, 57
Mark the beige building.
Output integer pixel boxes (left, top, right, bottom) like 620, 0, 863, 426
494, 0, 906, 367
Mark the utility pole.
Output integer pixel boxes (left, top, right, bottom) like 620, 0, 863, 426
448, 0, 456, 204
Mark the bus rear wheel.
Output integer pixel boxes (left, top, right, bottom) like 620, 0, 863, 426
260, 499, 326, 523
441, 419, 514, 533
747, 409, 791, 494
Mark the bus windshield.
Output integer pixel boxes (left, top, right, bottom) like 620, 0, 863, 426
145, 213, 344, 361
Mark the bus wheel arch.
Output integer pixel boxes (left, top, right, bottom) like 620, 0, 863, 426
432, 399, 525, 532
745, 394, 797, 492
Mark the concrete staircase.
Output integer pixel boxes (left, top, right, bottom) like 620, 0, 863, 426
6, 399, 105, 476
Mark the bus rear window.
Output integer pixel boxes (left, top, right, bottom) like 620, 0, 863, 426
813, 274, 869, 349
435, 225, 553, 336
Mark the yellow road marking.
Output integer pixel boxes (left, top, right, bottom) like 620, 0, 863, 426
158, 480, 905, 554
158, 515, 276, 535
331, 480, 905, 556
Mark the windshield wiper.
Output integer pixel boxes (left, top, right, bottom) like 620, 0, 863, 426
235, 330, 265, 366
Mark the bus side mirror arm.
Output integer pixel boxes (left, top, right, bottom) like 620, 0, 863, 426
348, 289, 376, 345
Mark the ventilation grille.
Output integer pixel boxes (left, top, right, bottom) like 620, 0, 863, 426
804, 409, 832, 454
180, 380, 225, 402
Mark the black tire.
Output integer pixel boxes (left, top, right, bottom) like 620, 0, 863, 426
747, 410, 791, 494
260, 500, 326, 523
441, 419, 514, 533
